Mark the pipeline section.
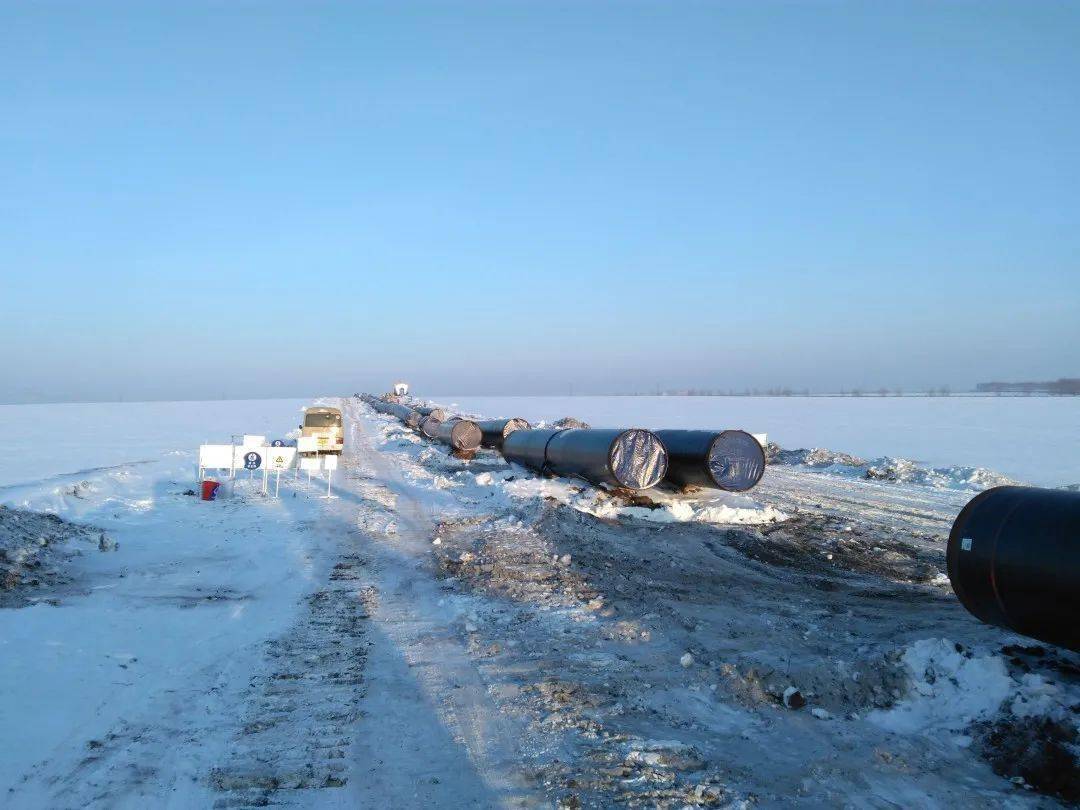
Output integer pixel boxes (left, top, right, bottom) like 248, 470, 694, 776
947, 485, 1080, 652
420, 414, 443, 438
476, 418, 531, 448
503, 428, 668, 491
433, 417, 483, 452
415, 406, 448, 421
654, 429, 765, 492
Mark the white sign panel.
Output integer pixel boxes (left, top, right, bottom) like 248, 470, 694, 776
199, 444, 235, 469
300, 456, 322, 472
266, 447, 296, 471
297, 436, 320, 453
232, 446, 251, 470
323, 454, 338, 471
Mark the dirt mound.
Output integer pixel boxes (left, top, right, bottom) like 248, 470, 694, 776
976, 715, 1079, 802
0, 505, 104, 605
765, 443, 865, 468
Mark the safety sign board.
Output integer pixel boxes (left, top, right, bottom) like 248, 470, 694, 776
267, 448, 296, 471
199, 444, 234, 470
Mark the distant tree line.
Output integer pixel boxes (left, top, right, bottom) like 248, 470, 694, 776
632, 379, 1077, 396
975, 378, 1080, 395
645, 387, 913, 397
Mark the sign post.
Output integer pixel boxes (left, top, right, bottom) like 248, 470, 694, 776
297, 436, 319, 482
265, 448, 295, 498
322, 454, 338, 499
230, 434, 243, 480
300, 456, 320, 482
243, 450, 262, 485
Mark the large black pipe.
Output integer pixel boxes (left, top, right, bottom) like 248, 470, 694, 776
420, 414, 443, 438
383, 401, 422, 429
415, 406, 448, 421
548, 429, 668, 490
434, 418, 483, 452
947, 486, 1080, 652
654, 429, 766, 492
503, 428, 668, 490
367, 398, 395, 415
476, 418, 531, 449
502, 429, 566, 472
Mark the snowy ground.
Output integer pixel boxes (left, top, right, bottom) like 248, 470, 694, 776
1, 396, 1077, 807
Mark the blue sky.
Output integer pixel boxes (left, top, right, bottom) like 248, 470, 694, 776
2, 1, 1078, 402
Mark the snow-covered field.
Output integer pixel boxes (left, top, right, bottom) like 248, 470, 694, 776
436, 395, 1080, 487
1, 395, 1078, 807
0, 399, 308, 490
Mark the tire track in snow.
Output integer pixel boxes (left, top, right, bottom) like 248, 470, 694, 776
340, 400, 542, 807
207, 558, 373, 808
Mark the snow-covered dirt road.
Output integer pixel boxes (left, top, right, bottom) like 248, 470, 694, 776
2, 397, 1077, 807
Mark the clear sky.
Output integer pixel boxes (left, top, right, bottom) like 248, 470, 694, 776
3, 1, 1078, 403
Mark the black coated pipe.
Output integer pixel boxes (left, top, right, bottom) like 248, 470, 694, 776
415, 406, 448, 421
654, 429, 765, 492
503, 428, 668, 490
947, 485, 1080, 652
502, 429, 567, 473
434, 418, 483, 452
382, 401, 422, 429
367, 398, 395, 415
420, 414, 443, 439
547, 429, 668, 490
476, 418, 531, 449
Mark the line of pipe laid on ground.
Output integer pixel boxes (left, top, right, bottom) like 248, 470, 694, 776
358, 392, 765, 494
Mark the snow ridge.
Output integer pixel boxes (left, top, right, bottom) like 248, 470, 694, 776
764, 444, 1018, 491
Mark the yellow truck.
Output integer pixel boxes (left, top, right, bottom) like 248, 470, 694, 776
300, 406, 344, 454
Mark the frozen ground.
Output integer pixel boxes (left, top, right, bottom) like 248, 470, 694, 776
1, 396, 1077, 807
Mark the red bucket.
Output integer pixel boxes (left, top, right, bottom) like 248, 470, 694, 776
201, 480, 220, 501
